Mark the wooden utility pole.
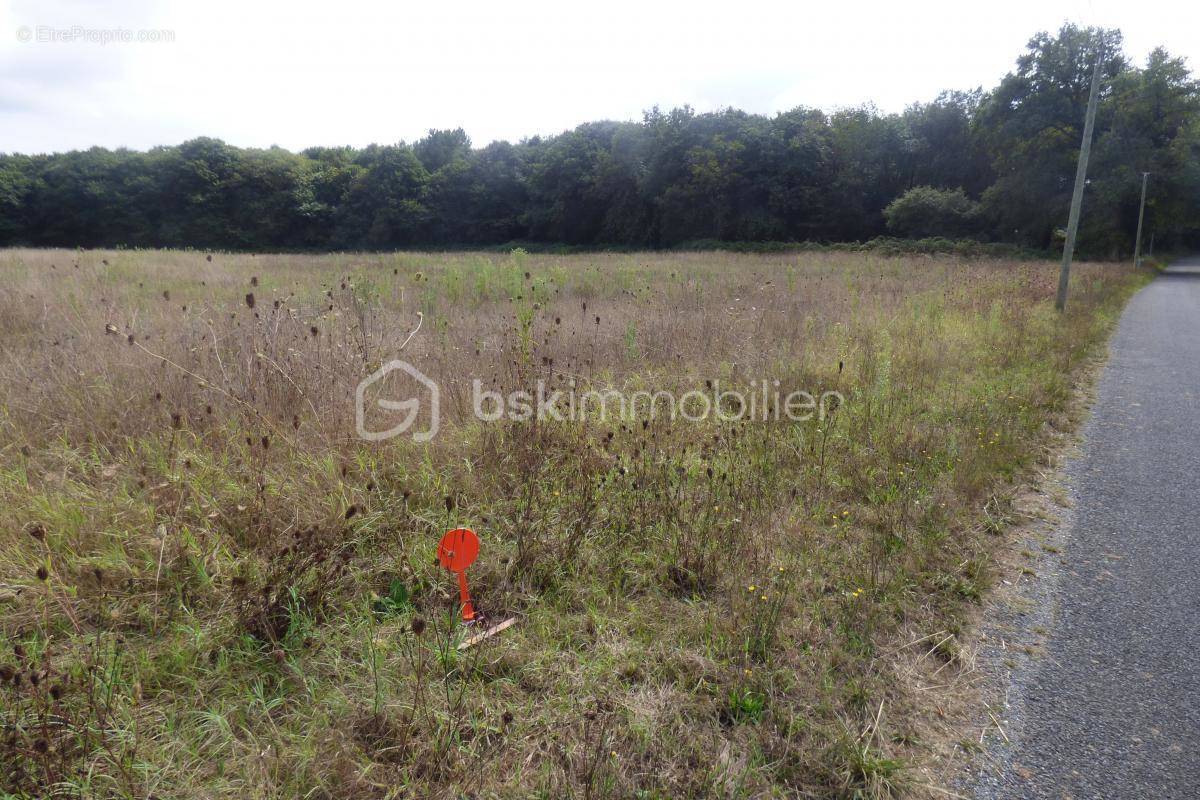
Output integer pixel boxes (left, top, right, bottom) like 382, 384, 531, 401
1133, 171, 1150, 267
1055, 55, 1104, 312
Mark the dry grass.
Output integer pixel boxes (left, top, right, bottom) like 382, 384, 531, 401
0, 247, 1146, 798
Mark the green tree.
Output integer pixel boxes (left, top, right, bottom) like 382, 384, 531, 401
884, 186, 981, 238
977, 25, 1126, 247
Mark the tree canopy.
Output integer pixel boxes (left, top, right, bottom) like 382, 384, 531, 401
2, 25, 1198, 255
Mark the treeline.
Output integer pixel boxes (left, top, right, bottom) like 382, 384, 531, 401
2, 24, 1198, 255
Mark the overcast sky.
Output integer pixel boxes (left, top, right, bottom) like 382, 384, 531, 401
1, 0, 1197, 155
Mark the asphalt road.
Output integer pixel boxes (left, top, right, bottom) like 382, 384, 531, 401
975, 258, 1200, 798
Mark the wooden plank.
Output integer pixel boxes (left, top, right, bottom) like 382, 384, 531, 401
457, 616, 518, 650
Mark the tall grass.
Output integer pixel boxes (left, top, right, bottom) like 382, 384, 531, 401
0, 248, 1145, 798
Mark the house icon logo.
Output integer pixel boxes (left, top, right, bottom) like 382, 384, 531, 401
355, 360, 440, 442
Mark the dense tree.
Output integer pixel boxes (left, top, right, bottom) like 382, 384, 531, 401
1, 25, 1198, 255
336, 144, 430, 247
976, 26, 1128, 247
901, 91, 993, 195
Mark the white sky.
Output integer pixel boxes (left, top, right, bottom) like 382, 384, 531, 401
1, 0, 1198, 155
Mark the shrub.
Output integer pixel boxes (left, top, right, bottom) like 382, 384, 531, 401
884, 186, 982, 239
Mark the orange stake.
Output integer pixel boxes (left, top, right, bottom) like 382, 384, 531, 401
437, 527, 480, 622
456, 570, 475, 621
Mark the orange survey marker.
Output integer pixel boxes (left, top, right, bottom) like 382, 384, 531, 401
437, 527, 480, 622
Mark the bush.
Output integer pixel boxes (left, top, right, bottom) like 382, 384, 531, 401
884, 186, 982, 239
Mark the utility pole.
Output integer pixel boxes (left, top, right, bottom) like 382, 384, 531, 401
1055, 54, 1104, 312
1133, 171, 1150, 267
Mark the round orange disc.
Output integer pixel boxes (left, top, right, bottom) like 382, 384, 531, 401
437, 527, 480, 572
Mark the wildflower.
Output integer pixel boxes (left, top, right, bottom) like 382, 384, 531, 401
411, 616, 427, 636
36, 566, 48, 581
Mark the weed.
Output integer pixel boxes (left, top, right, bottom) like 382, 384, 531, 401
0, 247, 1148, 797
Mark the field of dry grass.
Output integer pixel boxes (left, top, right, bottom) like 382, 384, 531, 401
0, 248, 1146, 798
